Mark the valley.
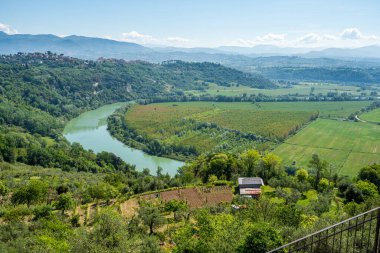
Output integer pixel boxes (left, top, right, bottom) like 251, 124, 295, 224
107, 100, 378, 178
1, 47, 380, 253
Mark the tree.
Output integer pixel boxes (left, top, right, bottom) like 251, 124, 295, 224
91, 208, 129, 249
88, 182, 119, 202
356, 180, 379, 199
138, 203, 165, 235
55, 192, 75, 215
33, 204, 53, 220
318, 178, 329, 192
11, 180, 48, 207
241, 149, 261, 177
358, 164, 380, 190
209, 153, 230, 180
295, 169, 308, 182
345, 184, 364, 203
309, 154, 327, 189
238, 223, 283, 253
260, 153, 282, 181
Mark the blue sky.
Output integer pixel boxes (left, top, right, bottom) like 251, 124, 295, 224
1, 0, 379, 47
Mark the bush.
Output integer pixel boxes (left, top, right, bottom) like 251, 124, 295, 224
3, 205, 32, 221
238, 223, 283, 253
33, 205, 53, 220
70, 214, 81, 227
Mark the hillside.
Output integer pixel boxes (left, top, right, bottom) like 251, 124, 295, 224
0, 53, 274, 136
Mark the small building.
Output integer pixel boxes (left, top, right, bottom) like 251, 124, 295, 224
238, 177, 264, 198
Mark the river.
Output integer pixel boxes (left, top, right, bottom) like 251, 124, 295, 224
63, 102, 184, 176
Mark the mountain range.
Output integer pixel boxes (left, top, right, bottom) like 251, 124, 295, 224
1, 31, 380, 61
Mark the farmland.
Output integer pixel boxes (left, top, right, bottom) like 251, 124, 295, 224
360, 108, 380, 123
274, 118, 380, 176
186, 82, 380, 98
119, 101, 371, 159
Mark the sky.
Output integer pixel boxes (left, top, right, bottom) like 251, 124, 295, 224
1, 0, 379, 48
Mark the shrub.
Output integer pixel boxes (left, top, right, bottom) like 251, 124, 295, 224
33, 205, 53, 220
238, 223, 283, 253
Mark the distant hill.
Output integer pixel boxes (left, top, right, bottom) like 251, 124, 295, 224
0, 31, 152, 59
2, 31, 380, 61
2, 32, 380, 84
302, 45, 380, 59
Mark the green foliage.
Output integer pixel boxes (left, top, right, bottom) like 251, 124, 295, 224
345, 184, 364, 203
356, 180, 379, 199
241, 149, 261, 177
296, 168, 309, 182
358, 164, 380, 190
88, 182, 119, 202
55, 192, 75, 215
3, 205, 33, 221
91, 208, 129, 249
138, 202, 166, 235
309, 154, 328, 189
11, 180, 48, 207
33, 205, 54, 220
238, 223, 283, 253
0, 180, 8, 196
318, 178, 329, 192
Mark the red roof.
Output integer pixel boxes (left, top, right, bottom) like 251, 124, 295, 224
239, 188, 262, 195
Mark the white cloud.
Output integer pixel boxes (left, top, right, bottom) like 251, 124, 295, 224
233, 33, 287, 47
0, 23, 18, 34
121, 31, 157, 44
120, 31, 190, 46
339, 28, 378, 40
232, 28, 380, 48
340, 28, 364, 40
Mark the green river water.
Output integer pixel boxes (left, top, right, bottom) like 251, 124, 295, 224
63, 103, 184, 176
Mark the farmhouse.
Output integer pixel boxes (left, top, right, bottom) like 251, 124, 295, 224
238, 177, 264, 197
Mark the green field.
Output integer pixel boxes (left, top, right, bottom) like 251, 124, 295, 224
186, 82, 380, 98
274, 119, 380, 176
123, 101, 371, 156
360, 108, 380, 123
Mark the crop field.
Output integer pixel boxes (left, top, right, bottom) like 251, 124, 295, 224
125, 102, 318, 139
360, 108, 380, 123
274, 119, 380, 176
186, 82, 379, 97
124, 101, 370, 155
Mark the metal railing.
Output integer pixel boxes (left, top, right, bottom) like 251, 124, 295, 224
268, 207, 380, 253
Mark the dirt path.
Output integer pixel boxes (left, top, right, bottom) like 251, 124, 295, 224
355, 115, 367, 123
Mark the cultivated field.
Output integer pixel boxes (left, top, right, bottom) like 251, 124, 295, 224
360, 108, 380, 123
124, 101, 371, 156
125, 102, 317, 144
186, 82, 380, 98
274, 118, 380, 176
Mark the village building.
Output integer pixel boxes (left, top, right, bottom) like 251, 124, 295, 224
238, 177, 264, 197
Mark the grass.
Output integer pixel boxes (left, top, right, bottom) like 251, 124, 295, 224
274, 119, 380, 176
360, 108, 380, 123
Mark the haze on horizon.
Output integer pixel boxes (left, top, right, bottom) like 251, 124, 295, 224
0, 0, 379, 49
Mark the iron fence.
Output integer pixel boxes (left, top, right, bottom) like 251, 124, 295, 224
268, 207, 380, 253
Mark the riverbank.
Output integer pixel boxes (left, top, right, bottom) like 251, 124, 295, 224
63, 103, 184, 176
